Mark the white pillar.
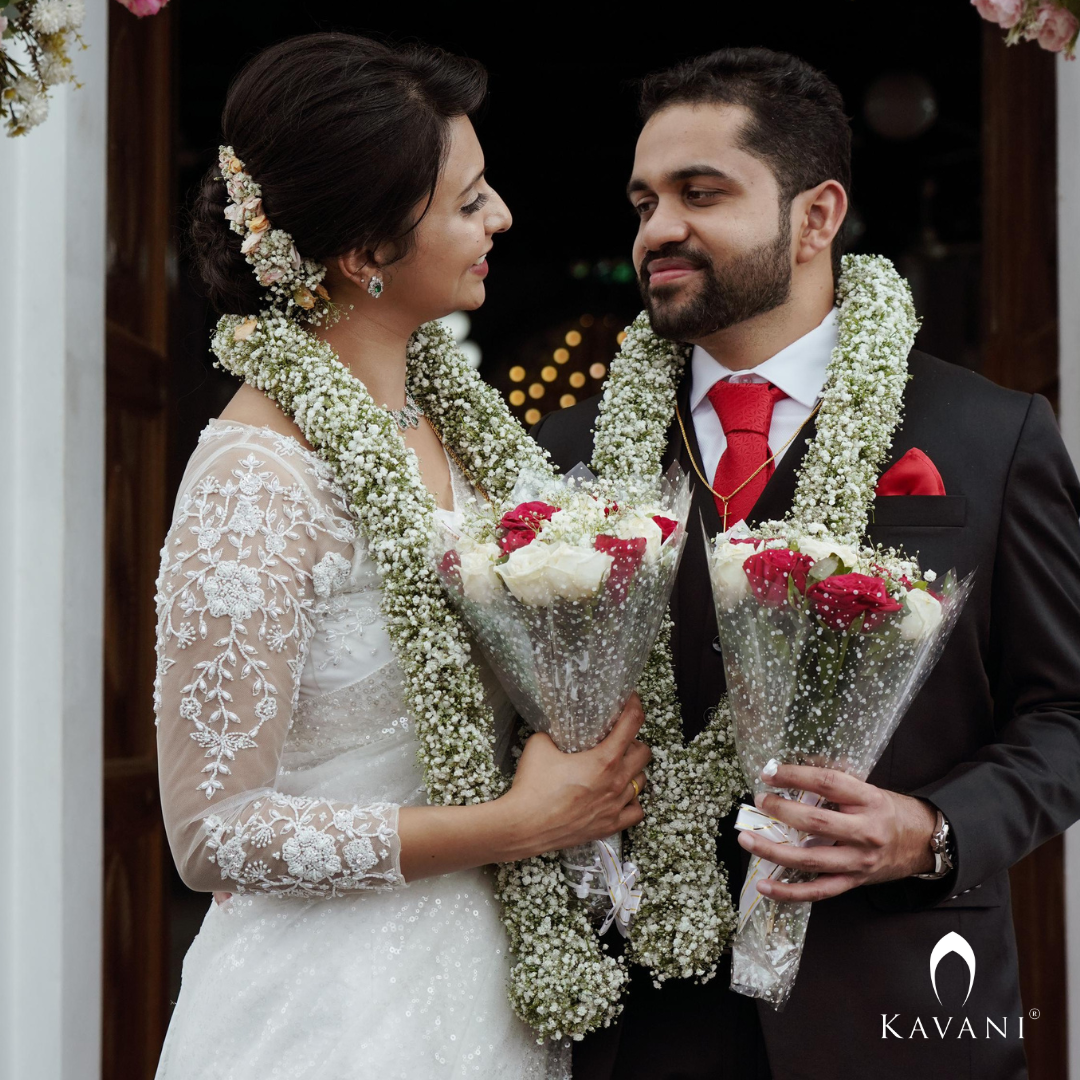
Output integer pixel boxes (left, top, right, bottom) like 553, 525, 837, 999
1058, 51, 1080, 1080
0, 2, 107, 1079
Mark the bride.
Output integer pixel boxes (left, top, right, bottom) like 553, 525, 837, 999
154, 32, 650, 1080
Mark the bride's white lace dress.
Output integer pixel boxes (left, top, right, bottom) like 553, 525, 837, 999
154, 420, 567, 1079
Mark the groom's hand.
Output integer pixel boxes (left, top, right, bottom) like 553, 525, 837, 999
736, 763, 938, 901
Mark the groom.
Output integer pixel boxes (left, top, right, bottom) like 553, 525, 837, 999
533, 47, 1080, 1080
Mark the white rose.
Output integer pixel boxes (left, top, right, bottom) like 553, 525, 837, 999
545, 544, 613, 601
496, 541, 611, 606
797, 536, 861, 569
709, 542, 752, 610
459, 543, 502, 605
899, 587, 943, 642
613, 513, 664, 564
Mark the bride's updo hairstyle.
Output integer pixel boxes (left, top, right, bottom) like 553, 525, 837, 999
191, 33, 488, 315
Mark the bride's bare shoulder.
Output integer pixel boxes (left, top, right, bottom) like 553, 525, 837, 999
217, 384, 315, 452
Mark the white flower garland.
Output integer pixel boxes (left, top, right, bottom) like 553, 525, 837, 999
590, 311, 744, 984
212, 311, 630, 1040
776, 254, 919, 545
590, 253, 920, 983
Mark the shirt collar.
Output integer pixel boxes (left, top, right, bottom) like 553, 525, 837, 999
689, 307, 838, 413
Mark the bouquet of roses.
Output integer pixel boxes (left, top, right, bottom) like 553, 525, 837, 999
707, 523, 972, 1008
435, 465, 690, 930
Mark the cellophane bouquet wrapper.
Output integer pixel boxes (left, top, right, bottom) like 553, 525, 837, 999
435, 464, 690, 923
707, 526, 973, 1008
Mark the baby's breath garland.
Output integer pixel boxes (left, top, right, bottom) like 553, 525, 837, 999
590, 310, 744, 984
212, 312, 627, 1040
590, 253, 920, 984
770, 254, 919, 545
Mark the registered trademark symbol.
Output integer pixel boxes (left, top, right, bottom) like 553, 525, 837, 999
1029, 1008, 1041, 1020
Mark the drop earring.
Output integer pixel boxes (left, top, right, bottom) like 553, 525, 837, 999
367, 273, 384, 299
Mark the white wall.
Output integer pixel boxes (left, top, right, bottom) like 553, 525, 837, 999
1059, 52, 1080, 1080
0, 2, 108, 1078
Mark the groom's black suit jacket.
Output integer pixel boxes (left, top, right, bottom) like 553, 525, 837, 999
532, 350, 1080, 1080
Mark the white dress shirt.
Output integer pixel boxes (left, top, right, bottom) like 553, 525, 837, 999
689, 308, 838, 484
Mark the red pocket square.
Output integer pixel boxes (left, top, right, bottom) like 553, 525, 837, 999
875, 448, 946, 497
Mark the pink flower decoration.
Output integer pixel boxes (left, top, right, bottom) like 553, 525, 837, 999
1032, 2, 1079, 52
114, 0, 171, 15
970, 0, 1024, 28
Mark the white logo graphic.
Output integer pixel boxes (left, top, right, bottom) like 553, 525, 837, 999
930, 931, 976, 1007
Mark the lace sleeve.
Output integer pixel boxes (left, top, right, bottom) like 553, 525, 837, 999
154, 432, 405, 896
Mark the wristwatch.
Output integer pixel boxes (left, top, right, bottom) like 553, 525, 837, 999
913, 808, 955, 880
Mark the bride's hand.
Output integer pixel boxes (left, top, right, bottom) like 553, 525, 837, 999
505, 693, 651, 858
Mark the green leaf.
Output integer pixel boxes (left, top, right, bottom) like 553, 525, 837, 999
807, 555, 838, 585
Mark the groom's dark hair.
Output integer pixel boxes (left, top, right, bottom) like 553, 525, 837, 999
639, 48, 851, 278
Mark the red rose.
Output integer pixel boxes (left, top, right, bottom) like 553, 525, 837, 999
595, 534, 647, 603
743, 549, 814, 607
439, 550, 461, 576
497, 501, 559, 554
652, 515, 678, 544
806, 573, 903, 632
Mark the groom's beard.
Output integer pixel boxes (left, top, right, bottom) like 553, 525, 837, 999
639, 223, 793, 342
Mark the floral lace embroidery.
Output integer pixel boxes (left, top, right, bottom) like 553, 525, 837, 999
203, 793, 402, 895
154, 441, 356, 799
315, 591, 382, 670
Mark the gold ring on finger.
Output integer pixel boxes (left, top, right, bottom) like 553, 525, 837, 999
631, 777, 641, 798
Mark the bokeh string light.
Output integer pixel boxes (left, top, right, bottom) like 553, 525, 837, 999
495, 313, 630, 424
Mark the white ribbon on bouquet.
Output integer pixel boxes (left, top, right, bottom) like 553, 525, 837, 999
562, 838, 643, 937
734, 790, 836, 931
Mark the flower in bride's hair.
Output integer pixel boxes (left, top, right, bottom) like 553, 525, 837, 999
970, 0, 1023, 28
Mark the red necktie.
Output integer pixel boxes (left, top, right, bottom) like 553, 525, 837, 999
706, 380, 787, 529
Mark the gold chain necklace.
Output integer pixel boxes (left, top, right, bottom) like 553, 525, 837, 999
424, 414, 492, 504
674, 399, 822, 531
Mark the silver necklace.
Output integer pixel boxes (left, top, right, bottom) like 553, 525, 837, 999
386, 392, 424, 431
